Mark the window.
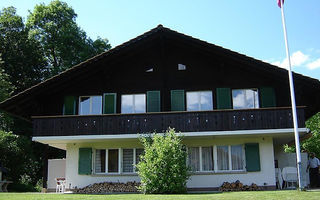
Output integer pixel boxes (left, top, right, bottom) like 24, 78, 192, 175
202, 147, 214, 171
122, 149, 134, 173
232, 89, 259, 109
178, 64, 186, 70
121, 94, 146, 113
187, 145, 244, 172
188, 147, 200, 171
79, 96, 102, 115
186, 91, 213, 111
95, 149, 106, 173
108, 149, 119, 173
217, 146, 229, 170
231, 145, 243, 170
94, 148, 143, 174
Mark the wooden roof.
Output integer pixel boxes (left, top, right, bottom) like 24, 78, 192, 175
1, 24, 320, 121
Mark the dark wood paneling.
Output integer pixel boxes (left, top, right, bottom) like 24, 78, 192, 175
32, 107, 305, 137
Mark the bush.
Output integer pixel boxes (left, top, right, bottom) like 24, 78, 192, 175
136, 128, 190, 194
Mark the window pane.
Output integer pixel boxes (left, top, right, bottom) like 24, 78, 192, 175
134, 94, 146, 113
217, 146, 229, 170
79, 97, 90, 115
121, 95, 133, 113
91, 96, 102, 114
123, 149, 134, 173
187, 92, 198, 111
231, 145, 243, 170
108, 149, 119, 173
202, 147, 213, 171
188, 147, 200, 171
200, 92, 213, 111
95, 149, 105, 173
232, 89, 259, 109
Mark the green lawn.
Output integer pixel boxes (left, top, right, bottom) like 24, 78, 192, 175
1, 191, 320, 200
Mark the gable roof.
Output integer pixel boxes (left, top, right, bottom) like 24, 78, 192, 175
1, 24, 320, 121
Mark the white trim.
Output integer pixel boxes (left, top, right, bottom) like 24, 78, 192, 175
199, 146, 203, 171
32, 128, 308, 142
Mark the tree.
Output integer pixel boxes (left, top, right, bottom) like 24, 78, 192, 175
0, 7, 46, 92
136, 128, 190, 194
284, 112, 320, 157
26, 0, 111, 77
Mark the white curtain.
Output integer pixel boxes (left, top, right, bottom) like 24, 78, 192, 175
217, 146, 229, 170
202, 147, 213, 171
188, 147, 200, 171
231, 145, 243, 170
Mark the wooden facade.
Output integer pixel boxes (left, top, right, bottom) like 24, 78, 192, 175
1, 25, 320, 137
33, 107, 305, 137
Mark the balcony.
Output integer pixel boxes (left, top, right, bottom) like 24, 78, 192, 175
32, 107, 305, 137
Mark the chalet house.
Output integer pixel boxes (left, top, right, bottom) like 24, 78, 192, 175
1, 25, 320, 191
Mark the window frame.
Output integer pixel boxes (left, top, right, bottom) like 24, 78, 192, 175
79, 95, 102, 115
186, 91, 213, 111
231, 88, 259, 110
121, 93, 147, 114
187, 144, 246, 173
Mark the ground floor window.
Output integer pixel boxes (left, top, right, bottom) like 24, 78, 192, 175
188, 145, 244, 172
94, 148, 143, 174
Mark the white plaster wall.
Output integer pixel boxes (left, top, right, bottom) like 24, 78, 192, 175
47, 159, 66, 190
185, 136, 275, 188
65, 136, 275, 189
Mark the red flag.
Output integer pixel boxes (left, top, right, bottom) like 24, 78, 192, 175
278, 0, 284, 8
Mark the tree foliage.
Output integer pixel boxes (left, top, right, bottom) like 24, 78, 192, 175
0, 7, 45, 92
0, 1, 111, 191
0, 130, 40, 185
26, 0, 111, 77
136, 128, 190, 194
284, 112, 320, 157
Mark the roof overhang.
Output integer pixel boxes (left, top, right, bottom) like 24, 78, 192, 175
33, 128, 308, 150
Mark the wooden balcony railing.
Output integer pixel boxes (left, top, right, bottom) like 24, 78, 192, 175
32, 107, 305, 137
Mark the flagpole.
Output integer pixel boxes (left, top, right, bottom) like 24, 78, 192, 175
279, 0, 303, 190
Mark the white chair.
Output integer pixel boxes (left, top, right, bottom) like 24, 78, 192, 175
275, 168, 283, 189
282, 167, 297, 189
55, 178, 66, 193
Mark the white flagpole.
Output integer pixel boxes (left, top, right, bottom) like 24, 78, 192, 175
279, 0, 303, 190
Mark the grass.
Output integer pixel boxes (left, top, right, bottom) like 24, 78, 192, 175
0, 191, 320, 200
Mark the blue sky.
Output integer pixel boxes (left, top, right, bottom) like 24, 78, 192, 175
2, 0, 320, 80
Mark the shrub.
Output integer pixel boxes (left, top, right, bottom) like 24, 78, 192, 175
136, 128, 190, 194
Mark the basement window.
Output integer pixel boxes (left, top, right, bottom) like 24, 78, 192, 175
178, 64, 186, 70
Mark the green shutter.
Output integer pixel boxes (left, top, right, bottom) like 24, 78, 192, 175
216, 88, 231, 109
147, 91, 160, 112
78, 148, 92, 175
171, 90, 185, 111
63, 96, 76, 115
245, 143, 261, 172
260, 87, 276, 108
103, 93, 116, 114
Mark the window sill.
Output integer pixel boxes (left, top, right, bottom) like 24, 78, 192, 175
190, 170, 247, 175
91, 173, 138, 177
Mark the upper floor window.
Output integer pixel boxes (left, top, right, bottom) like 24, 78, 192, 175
121, 94, 146, 114
186, 91, 213, 111
232, 89, 259, 109
79, 96, 102, 115
178, 64, 186, 70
